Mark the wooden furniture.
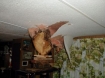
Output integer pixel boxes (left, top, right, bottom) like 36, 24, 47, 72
31, 54, 54, 69
31, 44, 56, 69
12, 38, 34, 70
0, 41, 12, 68
0, 67, 12, 78
15, 67, 61, 78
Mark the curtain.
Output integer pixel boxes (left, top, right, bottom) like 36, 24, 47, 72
53, 38, 105, 78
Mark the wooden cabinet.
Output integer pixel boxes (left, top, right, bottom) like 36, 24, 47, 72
12, 38, 34, 70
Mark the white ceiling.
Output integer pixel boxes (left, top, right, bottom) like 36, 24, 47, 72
0, 0, 105, 42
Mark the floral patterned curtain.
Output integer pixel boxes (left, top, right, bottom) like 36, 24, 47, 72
53, 49, 70, 78
53, 38, 105, 78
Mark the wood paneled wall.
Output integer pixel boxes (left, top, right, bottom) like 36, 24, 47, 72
73, 34, 105, 40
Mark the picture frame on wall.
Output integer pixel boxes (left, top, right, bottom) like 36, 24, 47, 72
23, 52, 32, 59
22, 61, 28, 66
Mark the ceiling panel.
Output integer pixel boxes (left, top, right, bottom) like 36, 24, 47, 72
0, 22, 29, 41
0, 22, 28, 35
64, 0, 105, 27
0, 0, 105, 41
